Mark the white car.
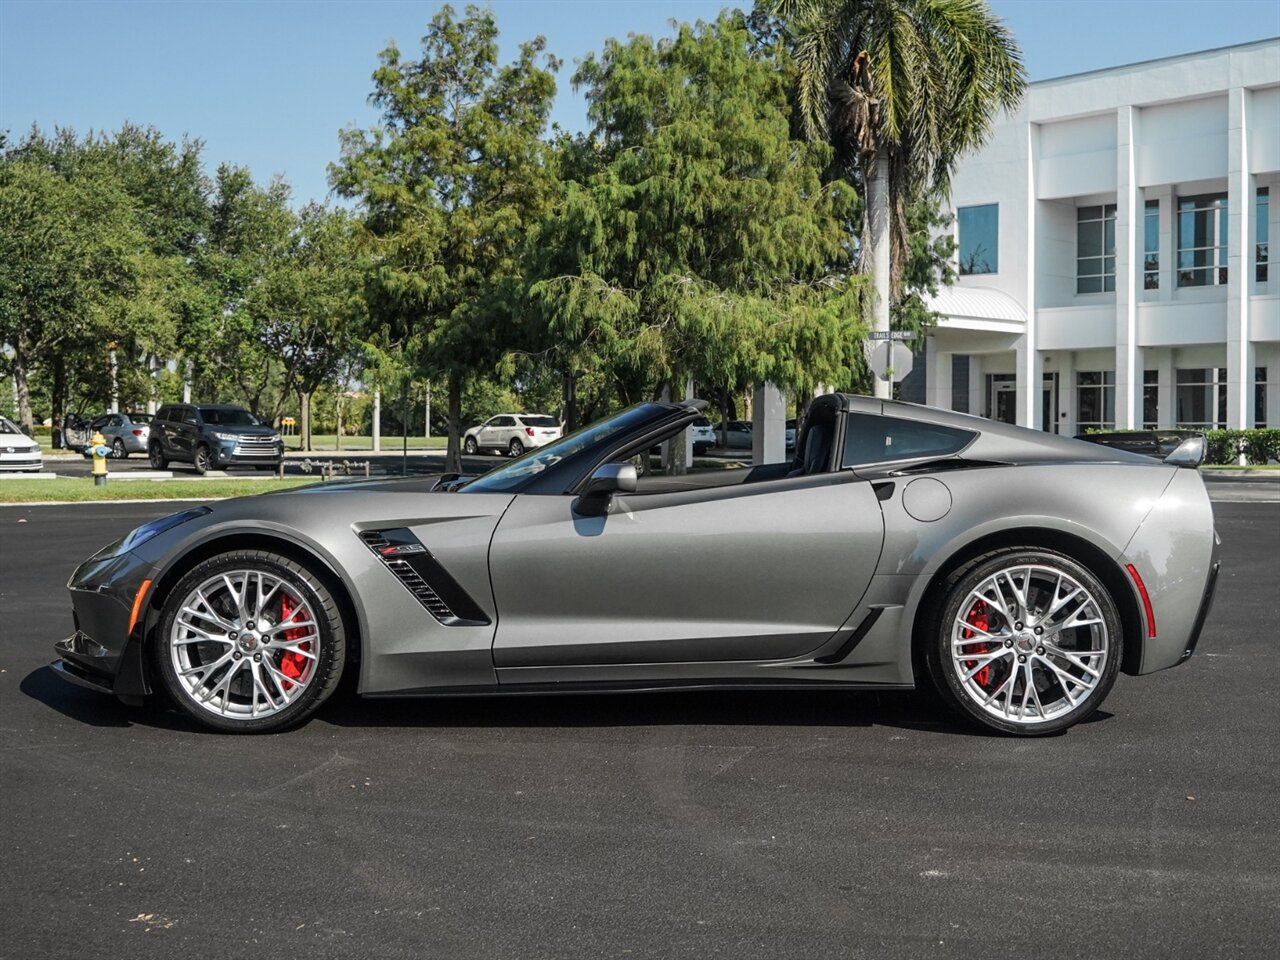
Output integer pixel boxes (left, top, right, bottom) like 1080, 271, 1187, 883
464, 414, 563, 457
0, 417, 44, 472
690, 417, 716, 453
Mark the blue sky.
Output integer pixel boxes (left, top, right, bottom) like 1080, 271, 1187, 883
2, 0, 1277, 205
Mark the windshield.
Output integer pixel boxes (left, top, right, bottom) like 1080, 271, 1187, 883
0, 418, 22, 435
199, 407, 258, 426
462, 404, 665, 494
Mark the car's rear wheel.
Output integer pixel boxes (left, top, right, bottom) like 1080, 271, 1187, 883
149, 442, 168, 469
925, 548, 1121, 736
508, 438, 524, 457
153, 551, 346, 732
464, 436, 478, 455
111, 437, 127, 459
192, 444, 210, 475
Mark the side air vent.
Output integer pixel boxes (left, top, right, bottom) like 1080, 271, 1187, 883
358, 529, 490, 627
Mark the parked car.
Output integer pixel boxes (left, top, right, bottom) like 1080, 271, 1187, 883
712, 419, 753, 449
464, 414, 562, 457
1075, 429, 1204, 460
691, 417, 716, 454
54, 394, 1218, 735
78, 412, 153, 459
148, 404, 283, 474
0, 417, 43, 473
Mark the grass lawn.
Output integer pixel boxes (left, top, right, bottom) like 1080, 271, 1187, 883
0, 477, 319, 503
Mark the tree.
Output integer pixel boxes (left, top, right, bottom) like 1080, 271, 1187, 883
525, 13, 868, 450
0, 152, 143, 435
332, 3, 560, 473
252, 204, 365, 449
778, 0, 1025, 397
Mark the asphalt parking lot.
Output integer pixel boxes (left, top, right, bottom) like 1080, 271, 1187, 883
1, 498, 1277, 960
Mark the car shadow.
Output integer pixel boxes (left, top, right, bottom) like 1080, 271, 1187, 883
22, 665, 1111, 738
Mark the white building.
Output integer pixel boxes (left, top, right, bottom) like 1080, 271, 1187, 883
920, 38, 1280, 435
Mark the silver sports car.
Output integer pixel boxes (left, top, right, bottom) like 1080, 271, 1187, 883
52, 395, 1219, 736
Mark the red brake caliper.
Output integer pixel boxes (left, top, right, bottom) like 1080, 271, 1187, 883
962, 600, 992, 688
278, 594, 311, 690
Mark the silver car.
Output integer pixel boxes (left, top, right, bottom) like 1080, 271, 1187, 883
54, 395, 1218, 737
464, 413, 562, 457
88, 412, 153, 458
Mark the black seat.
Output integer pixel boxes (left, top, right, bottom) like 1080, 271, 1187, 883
788, 421, 833, 477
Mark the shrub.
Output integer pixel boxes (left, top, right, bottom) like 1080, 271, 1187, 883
1203, 428, 1280, 465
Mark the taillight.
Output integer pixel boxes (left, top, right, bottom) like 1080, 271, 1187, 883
525, 427, 535, 437
132, 429, 144, 437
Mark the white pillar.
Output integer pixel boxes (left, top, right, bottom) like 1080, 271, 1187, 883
1115, 106, 1140, 429
683, 377, 695, 466
1018, 121, 1041, 428
372, 387, 382, 452
751, 382, 787, 465
1015, 336, 1042, 429
925, 337, 952, 410
147, 355, 159, 415
182, 360, 192, 403
1226, 86, 1252, 430
869, 152, 891, 400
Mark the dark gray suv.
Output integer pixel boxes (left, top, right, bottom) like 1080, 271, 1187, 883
149, 404, 283, 474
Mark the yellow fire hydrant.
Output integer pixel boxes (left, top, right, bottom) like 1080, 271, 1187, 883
89, 430, 110, 487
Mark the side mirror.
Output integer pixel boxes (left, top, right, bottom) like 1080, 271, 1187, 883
1163, 435, 1206, 468
583, 463, 638, 497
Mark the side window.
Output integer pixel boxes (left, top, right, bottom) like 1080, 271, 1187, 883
91, 416, 109, 430
156, 406, 171, 422
182, 407, 199, 425
109, 415, 124, 428
494, 416, 515, 427
842, 414, 974, 467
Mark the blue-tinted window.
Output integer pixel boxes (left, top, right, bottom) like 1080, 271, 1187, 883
1177, 194, 1227, 287
958, 204, 998, 275
1258, 187, 1269, 283
1144, 200, 1159, 290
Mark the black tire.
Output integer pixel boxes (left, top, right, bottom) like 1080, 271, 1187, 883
508, 438, 524, 457
111, 437, 127, 459
924, 547, 1122, 736
149, 442, 168, 469
192, 444, 210, 475
464, 436, 478, 455
152, 550, 346, 733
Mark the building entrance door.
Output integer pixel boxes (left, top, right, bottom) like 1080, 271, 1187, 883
989, 375, 1017, 424
1042, 372, 1059, 433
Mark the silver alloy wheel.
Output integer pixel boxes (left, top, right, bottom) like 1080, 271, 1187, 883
949, 563, 1110, 726
464, 436, 477, 454
508, 438, 523, 457
167, 569, 320, 720
112, 437, 127, 459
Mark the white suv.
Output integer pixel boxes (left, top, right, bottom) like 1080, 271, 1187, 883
464, 414, 563, 457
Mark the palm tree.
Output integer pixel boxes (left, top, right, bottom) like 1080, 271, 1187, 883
777, 0, 1026, 397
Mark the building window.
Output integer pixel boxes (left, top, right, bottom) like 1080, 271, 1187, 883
1143, 370, 1159, 429
958, 204, 998, 275
1144, 200, 1159, 290
1257, 366, 1268, 429
1176, 367, 1227, 429
1077, 204, 1117, 293
1177, 193, 1228, 287
1076, 371, 1115, 431
1258, 187, 1270, 283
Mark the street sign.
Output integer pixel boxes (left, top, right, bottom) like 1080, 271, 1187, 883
867, 330, 916, 341
869, 341, 914, 382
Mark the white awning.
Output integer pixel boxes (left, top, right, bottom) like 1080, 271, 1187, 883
925, 286, 1026, 330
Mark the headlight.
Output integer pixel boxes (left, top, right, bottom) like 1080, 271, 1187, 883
213, 431, 240, 442
92, 507, 211, 559
269, 434, 281, 443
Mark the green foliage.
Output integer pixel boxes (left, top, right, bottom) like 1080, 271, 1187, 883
525, 12, 869, 412
1204, 429, 1280, 465
331, 3, 560, 469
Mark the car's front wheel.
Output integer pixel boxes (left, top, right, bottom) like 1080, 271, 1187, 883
925, 548, 1121, 736
153, 551, 346, 732
192, 444, 211, 475
149, 442, 168, 469
464, 435, 478, 455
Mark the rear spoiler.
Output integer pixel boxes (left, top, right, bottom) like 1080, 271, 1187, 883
1163, 435, 1206, 468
